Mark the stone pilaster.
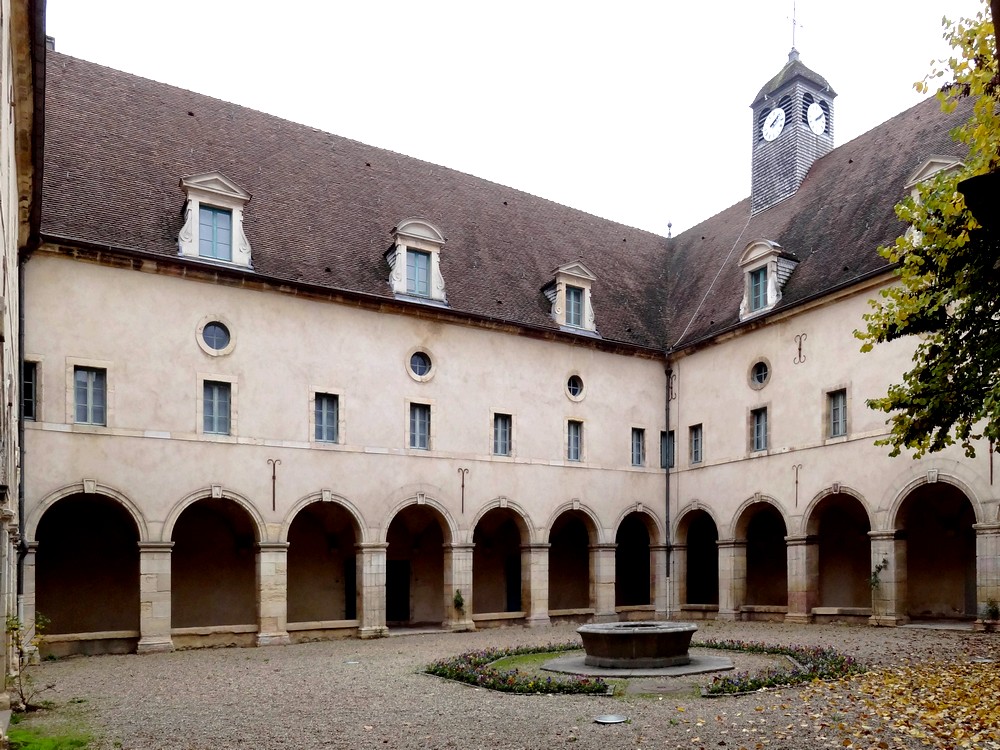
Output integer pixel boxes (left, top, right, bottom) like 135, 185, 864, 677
137, 542, 174, 653
358, 543, 388, 638
868, 530, 907, 626
668, 543, 687, 615
651, 544, 669, 619
590, 543, 617, 622
522, 543, 550, 627
444, 543, 474, 631
974, 523, 1000, 619
717, 539, 746, 621
784, 535, 818, 624
256, 542, 290, 646
20, 543, 38, 663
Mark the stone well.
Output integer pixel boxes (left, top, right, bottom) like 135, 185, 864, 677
577, 621, 698, 669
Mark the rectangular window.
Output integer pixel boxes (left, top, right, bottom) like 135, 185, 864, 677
567, 419, 583, 461
315, 393, 339, 442
23, 361, 37, 421
565, 285, 583, 327
203, 380, 231, 435
410, 403, 431, 449
493, 413, 512, 456
829, 389, 847, 437
689, 424, 703, 464
631, 428, 645, 466
749, 267, 767, 311
660, 430, 675, 469
406, 250, 431, 296
74, 366, 106, 425
199, 205, 233, 261
752, 407, 768, 452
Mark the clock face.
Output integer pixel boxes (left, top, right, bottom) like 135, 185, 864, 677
807, 101, 827, 134
762, 107, 785, 142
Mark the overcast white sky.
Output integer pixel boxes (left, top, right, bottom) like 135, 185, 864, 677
46, 0, 986, 236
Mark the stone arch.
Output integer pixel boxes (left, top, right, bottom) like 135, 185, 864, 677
162, 487, 267, 545
471, 501, 533, 615
379, 493, 457, 546
802, 485, 873, 537
279, 491, 368, 545
543, 501, 603, 545
674, 504, 720, 607
27, 481, 149, 543
469, 497, 534, 544
886, 471, 985, 531
546, 505, 599, 612
612, 503, 664, 546
733, 497, 788, 608
674, 501, 722, 543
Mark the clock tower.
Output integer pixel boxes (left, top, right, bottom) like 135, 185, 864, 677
750, 48, 836, 214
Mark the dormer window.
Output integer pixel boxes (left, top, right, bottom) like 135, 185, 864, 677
738, 239, 798, 321
178, 172, 252, 268
543, 261, 599, 336
387, 218, 447, 305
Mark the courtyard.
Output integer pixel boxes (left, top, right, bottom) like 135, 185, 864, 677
12, 620, 999, 749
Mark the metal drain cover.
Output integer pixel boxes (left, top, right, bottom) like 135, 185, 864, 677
594, 714, 627, 724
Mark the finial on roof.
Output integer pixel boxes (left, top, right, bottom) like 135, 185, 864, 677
788, 47, 800, 62
787, 0, 803, 54
667, 222, 673, 239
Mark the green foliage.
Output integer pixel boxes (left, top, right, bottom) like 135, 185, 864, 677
425, 642, 609, 694
984, 597, 1000, 620
452, 589, 464, 611
6, 613, 55, 711
869, 556, 889, 591
856, 3, 1000, 458
698, 640, 866, 695
6, 728, 92, 750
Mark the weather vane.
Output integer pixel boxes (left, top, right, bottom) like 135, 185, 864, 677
788, 1, 803, 50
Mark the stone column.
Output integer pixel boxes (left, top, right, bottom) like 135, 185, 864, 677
651, 543, 670, 619
668, 543, 687, 616
974, 523, 1000, 621
357, 542, 388, 638
717, 539, 746, 621
256, 543, 290, 646
137, 542, 174, 653
590, 543, 617, 622
868, 530, 907, 626
19, 543, 38, 663
522, 543, 550, 627
784, 535, 818, 624
443, 543, 474, 631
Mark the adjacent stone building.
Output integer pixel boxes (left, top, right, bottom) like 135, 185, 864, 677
21, 43, 998, 655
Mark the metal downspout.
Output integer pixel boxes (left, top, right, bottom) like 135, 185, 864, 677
664, 352, 673, 619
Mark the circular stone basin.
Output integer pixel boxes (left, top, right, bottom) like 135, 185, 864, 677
577, 621, 698, 669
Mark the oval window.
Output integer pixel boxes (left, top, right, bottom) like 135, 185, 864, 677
203, 322, 231, 351
566, 374, 584, 398
410, 351, 432, 377
750, 361, 769, 387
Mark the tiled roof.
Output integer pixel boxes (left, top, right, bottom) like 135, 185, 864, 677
41, 53, 970, 353
752, 50, 836, 106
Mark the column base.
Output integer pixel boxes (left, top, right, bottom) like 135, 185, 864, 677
592, 612, 618, 624
654, 608, 669, 621
359, 626, 389, 639
524, 614, 551, 628
715, 609, 739, 622
447, 619, 475, 632
784, 613, 814, 625
256, 632, 291, 647
869, 614, 907, 627
137, 637, 174, 654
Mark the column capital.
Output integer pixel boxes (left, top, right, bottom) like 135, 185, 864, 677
138, 542, 174, 551
650, 544, 672, 552
357, 542, 389, 552
973, 523, 1000, 534
784, 534, 817, 546
868, 530, 901, 541
716, 538, 745, 549
257, 542, 290, 552
589, 543, 617, 552
446, 543, 475, 552
521, 543, 550, 551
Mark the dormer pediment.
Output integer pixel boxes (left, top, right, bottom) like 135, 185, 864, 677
904, 156, 965, 189
387, 217, 448, 304
552, 260, 597, 283
180, 171, 252, 204
394, 217, 446, 248
739, 239, 783, 268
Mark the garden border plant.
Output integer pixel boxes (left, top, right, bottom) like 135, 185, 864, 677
696, 639, 867, 695
425, 642, 609, 695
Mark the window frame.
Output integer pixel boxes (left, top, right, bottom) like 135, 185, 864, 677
203, 380, 232, 436
314, 392, 340, 443
23, 360, 38, 421
749, 266, 767, 312
567, 419, 584, 462
828, 388, 848, 439
751, 406, 768, 453
406, 249, 432, 297
197, 374, 237, 439
492, 412, 513, 457
631, 427, 646, 467
689, 424, 703, 465
565, 285, 584, 327
73, 366, 107, 426
198, 204, 234, 261
660, 430, 675, 469
409, 402, 432, 450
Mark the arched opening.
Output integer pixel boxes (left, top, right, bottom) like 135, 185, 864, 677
472, 508, 526, 615
548, 510, 594, 611
385, 505, 448, 626
807, 494, 871, 608
897, 483, 976, 619
615, 513, 651, 606
739, 503, 787, 607
681, 510, 719, 606
36, 493, 140, 635
287, 502, 360, 623
171, 498, 257, 628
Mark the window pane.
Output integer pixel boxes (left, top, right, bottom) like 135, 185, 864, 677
316, 393, 339, 442
205, 381, 231, 435
750, 268, 767, 311
410, 403, 430, 449
493, 413, 511, 456
568, 420, 582, 461
753, 408, 767, 451
690, 425, 702, 464
406, 251, 431, 296
830, 390, 847, 437
631, 428, 644, 466
566, 286, 583, 327
23, 362, 36, 420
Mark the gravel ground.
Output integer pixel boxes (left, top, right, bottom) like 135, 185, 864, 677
14, 621, 1000, 750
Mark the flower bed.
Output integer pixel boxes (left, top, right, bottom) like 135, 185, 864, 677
425, 642, 609, 695
696, 639, 866, 695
